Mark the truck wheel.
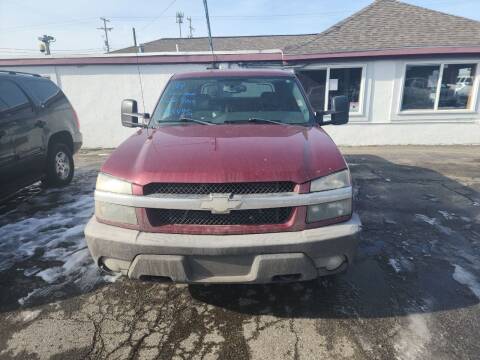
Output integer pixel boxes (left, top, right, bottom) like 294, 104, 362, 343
43, 143, 74, 187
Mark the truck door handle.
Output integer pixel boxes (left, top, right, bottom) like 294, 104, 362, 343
35, 120, 46, 128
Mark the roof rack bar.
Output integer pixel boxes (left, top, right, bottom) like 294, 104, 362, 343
0, 70, 41, 77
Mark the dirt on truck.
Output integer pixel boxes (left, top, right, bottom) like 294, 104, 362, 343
84, 69, 361, 283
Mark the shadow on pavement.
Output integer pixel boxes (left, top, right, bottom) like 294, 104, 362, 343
189, 154, 480, 319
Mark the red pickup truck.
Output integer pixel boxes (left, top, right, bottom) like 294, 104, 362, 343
85, 69, 361, 283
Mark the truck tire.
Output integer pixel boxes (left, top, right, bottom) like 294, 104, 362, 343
43, 143, 74, 187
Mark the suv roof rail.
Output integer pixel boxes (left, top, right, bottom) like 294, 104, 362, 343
0, 70, 41, 77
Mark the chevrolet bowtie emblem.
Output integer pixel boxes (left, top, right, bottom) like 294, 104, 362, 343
200, 193, 242, 214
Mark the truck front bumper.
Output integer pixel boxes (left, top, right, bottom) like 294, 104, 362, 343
85, 214, 361, 284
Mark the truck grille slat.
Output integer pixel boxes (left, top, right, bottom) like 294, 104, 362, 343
147, 208, 292, 226
143, 182, 294, 195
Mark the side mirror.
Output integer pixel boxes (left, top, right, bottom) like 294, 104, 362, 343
331, 95, 350, 125
330, 95, 349, 125
121, 99, 149, 128
121, 99, 138, 127
315, 95, 350, 126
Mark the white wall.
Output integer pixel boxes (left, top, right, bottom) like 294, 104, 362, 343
2, 63, 207, 148
2, 56, 480, 147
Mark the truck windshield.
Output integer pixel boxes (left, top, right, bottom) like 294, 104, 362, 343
150, 77, 312, 126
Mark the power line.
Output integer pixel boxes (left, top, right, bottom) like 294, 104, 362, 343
140, 0, 177, 31
0, 47, 103, 52
97, 17, 113, 53
0, 18, 97, 31
1, 0, 478, 32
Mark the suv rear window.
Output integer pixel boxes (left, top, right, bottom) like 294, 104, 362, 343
23, 78, 61, 104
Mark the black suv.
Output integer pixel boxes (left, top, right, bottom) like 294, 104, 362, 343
0, 70, 82, 200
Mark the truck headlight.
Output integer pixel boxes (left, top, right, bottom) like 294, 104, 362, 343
95, 173, 136, 224
96, 173, 132, 194
307, 169, 352, 223
310, 169, 350, 192
95, 201, 138, 225
307, 199, 352, 223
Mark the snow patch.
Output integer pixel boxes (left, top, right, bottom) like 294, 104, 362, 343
452, 264, 480, 300
389, 258, 402, 273
18, 291, 35, 306
414, 214, 436, 225
394, 314, 431, 360
438, 210, 454, 220
388, 257, 414, 274
0, 185, 117, 306
414, 214, 452, 235
17, 309, 41, 322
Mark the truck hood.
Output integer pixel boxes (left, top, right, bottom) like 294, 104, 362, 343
102, 124, 347, 186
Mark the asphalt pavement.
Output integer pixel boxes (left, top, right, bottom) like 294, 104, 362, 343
0, 146, 479, 360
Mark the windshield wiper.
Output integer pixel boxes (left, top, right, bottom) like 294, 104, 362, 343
246, 118, 287, 125
160, 117, 213, 126
178, 117, 214, 125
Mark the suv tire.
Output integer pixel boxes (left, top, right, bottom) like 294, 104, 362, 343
43, 143, 74, 187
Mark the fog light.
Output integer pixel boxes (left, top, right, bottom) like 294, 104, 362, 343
101, 258, 130, 275
325, 255, 345, 271
307, 198, 352, 223
314, 255, 346, 271
95, 201, 138, 225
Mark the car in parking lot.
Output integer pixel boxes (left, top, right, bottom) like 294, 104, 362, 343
0, 70, 82, 200
85, 69, 361, 284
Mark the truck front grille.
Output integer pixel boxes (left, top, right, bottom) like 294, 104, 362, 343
143, 182, 294, 195
147, 207, 293, 226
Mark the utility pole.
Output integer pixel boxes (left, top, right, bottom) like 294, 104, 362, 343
132, 27, 137, 47
38, 35, 55, 55
97, 17, 113, 52
176, 12, 184, 38
187, 17, 194, 38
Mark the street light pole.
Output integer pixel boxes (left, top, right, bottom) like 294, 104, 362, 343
38, 35, 55, 55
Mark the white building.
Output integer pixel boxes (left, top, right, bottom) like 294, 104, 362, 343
1, 0, 480, 148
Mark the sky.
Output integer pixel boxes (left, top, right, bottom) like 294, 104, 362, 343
1, 0, 480, 56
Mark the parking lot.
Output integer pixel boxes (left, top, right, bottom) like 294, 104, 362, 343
0, 146, 479, 360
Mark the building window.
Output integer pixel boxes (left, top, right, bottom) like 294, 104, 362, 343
438, 64, 477, 110
402, 65, 440, 110
401, 63, 477, 111
296, 70, 327, 111
328, 68, 362, 112
297, 66, 363, 113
